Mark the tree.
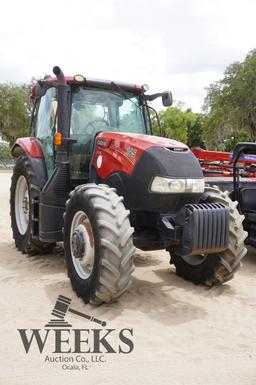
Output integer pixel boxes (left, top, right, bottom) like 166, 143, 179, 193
0, 141, 12, 161
151, 106, 205, 147
157, 107, 188, 143
216, 130, 251, 152
187, 112, 205, 148
203, 49, 256, 148
0, 83, 31, 146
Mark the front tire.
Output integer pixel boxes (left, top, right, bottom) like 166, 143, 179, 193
63, 184, 136, 304
170, 185, 248, 286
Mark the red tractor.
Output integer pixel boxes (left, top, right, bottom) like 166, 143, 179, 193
10, 67, 247, 304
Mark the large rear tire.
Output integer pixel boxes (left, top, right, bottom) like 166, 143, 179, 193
170, 185, 248, 286
10, 156, 55, 254
63, 184, 136, 304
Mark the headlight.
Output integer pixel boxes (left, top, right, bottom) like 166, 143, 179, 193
150, 176, 205, 193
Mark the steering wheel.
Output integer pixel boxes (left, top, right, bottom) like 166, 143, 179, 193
84, 119, 109, 135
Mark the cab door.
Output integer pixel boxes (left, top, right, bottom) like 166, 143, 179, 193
69, 88, 109, 181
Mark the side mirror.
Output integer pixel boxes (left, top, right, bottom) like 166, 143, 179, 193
162, 92, 173, 107
144, 91, 173, 106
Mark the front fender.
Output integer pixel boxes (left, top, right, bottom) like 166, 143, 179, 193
11, 138, 48, 189
11, 137, 43, 158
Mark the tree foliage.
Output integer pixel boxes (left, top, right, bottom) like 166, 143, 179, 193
0, 83, 31, 146
159, 106, 188, 143
152, 106, 205, 147
186, 111, 205, 148
213, 130, 251, 152
0, 141, 12, 161
203, 49, 256, 148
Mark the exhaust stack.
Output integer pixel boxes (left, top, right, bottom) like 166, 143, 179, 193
53, 66, 66, 85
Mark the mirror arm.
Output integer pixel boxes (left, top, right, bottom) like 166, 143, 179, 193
144, 92, 163, 102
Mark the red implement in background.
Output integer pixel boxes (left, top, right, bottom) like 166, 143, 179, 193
192, 147, 256, 178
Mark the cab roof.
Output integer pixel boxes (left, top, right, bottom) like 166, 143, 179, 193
32, 76, 142, 97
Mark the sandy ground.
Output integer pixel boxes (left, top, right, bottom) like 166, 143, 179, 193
0, 171, 256, 385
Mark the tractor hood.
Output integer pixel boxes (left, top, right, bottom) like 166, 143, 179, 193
92, 132, 203, 212
95, 131, 188, 154
93, 132, 189, 178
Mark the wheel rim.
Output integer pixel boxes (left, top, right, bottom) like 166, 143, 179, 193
15, 175, 30, 235
70, 210, 95, 279
180, 254, 208, 265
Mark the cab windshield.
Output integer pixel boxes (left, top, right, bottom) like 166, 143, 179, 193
69, 87, 146, 180
70, 87, 146, 136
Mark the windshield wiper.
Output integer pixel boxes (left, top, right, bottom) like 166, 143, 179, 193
110, 81, 141, 109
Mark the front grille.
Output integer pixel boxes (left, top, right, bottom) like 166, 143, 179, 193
175, 203, 230, 256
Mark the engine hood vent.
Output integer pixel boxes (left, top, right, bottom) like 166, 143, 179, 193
167, 147, 188, 152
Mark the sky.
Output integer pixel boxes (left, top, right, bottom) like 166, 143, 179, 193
0, 0, 256, 112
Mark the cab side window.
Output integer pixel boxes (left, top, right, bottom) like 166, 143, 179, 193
35, 87, 57, 176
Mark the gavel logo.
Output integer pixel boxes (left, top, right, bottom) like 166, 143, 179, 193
45, 295, 107, 328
